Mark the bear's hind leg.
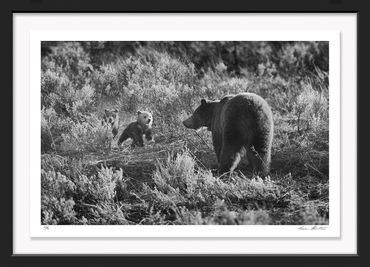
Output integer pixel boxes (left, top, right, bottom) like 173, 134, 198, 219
218, 144, 244, 174
212, 135, 222, 163
247, 147, 269, 176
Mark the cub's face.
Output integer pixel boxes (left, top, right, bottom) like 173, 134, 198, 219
104, 108, 119, 125
137, 111, 153, 126
183, 99, 215, 130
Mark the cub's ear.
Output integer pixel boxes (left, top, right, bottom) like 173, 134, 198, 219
137, 111, 142, 115
201, 99, 207, 105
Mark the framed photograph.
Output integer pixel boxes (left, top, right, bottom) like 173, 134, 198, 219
10, 1, 363, 263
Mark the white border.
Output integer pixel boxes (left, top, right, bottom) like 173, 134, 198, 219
29, 30, 340, 238
14, 13, 357, 254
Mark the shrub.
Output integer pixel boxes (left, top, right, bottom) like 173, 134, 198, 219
41, 69, 96, 118
41, 163, 128, 225
141, 150, 284, 224
293, 82, 328, 133
41, 107, 73, 152
59, 114, 112, 153
42, 42, 93, 86
41, 170, 79, 224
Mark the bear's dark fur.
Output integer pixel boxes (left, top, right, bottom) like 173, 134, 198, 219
183, 92, 273, 175
117, 111, 154, 148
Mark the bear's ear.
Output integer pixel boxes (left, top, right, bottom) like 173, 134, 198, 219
137, 111, 142, 115
201, 99, 207, 105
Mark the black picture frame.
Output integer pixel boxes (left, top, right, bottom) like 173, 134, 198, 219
5, 0, 368, 266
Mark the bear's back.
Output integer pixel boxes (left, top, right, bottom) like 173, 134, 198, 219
219, 92, 273, 135
223, 93, 272, 115
227, 92, 267, 105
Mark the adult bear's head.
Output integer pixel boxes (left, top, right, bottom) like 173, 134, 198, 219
183, 99, 217, 130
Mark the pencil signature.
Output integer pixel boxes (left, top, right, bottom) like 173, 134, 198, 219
298, 225, 327, 230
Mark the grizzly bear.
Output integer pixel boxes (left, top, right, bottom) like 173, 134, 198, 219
183, 92, 273, 175
117, 111, 154, 148
103, 108, 120, 138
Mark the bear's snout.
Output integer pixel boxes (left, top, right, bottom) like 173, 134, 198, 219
183, 117, 193, 128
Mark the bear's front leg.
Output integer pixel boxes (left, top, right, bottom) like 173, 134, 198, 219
112, 127, 118, 138
132, 135, 144, 147
144, 129, 155, 144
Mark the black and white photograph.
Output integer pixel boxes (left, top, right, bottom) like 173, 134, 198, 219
12, 11, 360, 256
40, 40, 330, 226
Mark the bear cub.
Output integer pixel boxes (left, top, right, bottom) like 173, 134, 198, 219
183, 92, 273, 176
103, 108, 120, 138
117, 111, 154, 148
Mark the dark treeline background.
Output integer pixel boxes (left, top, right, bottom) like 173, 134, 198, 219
42, 41, 328, 78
